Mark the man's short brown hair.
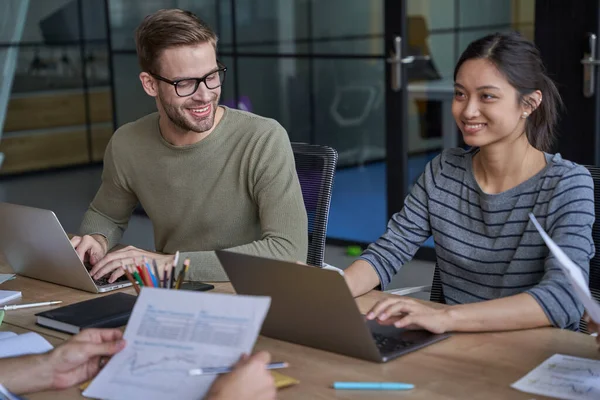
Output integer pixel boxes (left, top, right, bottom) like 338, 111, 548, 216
135, 9, 218, 74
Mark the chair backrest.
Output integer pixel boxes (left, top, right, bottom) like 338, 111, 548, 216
429, 165, 600, 331
291, 142, 338, 267
429, 264, 445, 304
581, 165, 600, 333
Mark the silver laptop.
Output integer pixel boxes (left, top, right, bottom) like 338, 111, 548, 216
0, 203, 131, 293
216, 250, 450, 363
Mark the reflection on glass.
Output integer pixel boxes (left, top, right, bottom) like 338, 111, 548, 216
10, 46, 84, 93
311, 0, 383, 41
312, 39, 382, 56
458, 0, 512, 28
218, 55, 235, 106
230, 0, 382, 55
112, 54, 155, 126
235, 57, 310, 143
108, 0, 223, 50
407, 0, 455, 31
313, 59, 385, 167
235, 0, 309, 49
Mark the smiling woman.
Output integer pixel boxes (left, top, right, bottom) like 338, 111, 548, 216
344, 31, 595, 335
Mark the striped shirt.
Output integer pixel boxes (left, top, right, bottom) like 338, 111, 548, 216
361, 148, 595, 330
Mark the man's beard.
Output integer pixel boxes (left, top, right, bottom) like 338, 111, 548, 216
159, 92, 220, 134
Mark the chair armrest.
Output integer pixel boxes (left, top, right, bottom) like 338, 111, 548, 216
385, 285, 432, 296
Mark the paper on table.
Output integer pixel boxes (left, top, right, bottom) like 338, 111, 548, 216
0, 332, 17, 340
0, 290, 21, 306
83, 287, 271, 400
0, 332, 53, 358
0, 274, 15, 285
512, 354, 600, 399
529, 213, 600, 322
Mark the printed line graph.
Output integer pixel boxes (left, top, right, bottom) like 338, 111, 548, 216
109, 347, 233, 393
512, 355, 600, 400
110, 348, 203, 392
123, 350, 197, 377
526, 377, 598, 398
547, 362, 600, 378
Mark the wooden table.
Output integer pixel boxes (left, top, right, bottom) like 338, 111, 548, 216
1, 264, 599, 399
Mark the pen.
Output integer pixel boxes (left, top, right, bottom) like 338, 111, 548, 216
131, 268, 144, 287
137, 264, 148, 287
332, 382, 415, 390
142, 263, 155, 287
142, 265, 153, 287
169, 266, 175, 289
189, 362, 288, 376
144, 260, 158, 287
169, 251, 180, 289
175, 259, 190, 290
3, 301, 62, 311
152, 260, 161, 288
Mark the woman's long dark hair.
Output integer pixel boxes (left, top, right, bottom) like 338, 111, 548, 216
454, 32, 562, 152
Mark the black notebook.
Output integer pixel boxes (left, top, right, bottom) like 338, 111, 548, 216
35, 292, 137, 334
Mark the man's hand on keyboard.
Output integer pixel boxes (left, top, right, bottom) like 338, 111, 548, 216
71, 234, 108, 266
88, 246, 175, 283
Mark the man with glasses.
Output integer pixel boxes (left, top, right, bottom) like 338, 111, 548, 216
71, 9, 307, 283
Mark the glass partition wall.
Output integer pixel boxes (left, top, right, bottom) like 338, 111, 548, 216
0, 0, 115, 174
0, 0, 535, 249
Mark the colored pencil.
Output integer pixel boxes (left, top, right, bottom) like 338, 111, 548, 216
121, 264, 140, 294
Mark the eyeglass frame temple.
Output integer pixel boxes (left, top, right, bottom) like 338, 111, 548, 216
149, 62, 227, 96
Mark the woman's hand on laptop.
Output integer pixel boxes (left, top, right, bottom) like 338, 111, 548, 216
366, 297, 452, 334
70, 234, 109, 265
88, 246, 175, 283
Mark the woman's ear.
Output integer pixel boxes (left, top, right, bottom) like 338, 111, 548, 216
522, 90, 543, 115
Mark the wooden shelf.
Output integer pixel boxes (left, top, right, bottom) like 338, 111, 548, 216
4, 89, 112, 131
0, 88, 113, 174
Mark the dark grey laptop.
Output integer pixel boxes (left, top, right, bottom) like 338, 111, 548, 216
0, 203, 131, 293
216, 250, 450, 363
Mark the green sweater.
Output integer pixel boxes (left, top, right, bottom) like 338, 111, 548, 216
80, 106, 308, 280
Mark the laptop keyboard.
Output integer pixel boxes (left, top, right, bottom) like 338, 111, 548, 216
87, 269, 127, 287
372, 333, 415, 354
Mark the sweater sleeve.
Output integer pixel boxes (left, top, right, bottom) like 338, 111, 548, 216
359, 156, 439, 290
79, 137, 139, 249
185, 123, 308, 281
526, 166, 595, 330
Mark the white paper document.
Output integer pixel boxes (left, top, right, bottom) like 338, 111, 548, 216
84, 288, 271, 400
0, 332, 17, 340
0, 274, 15, 285
0, 332, 53, 358
512, 354, 600, 399
529, 213, 600, 322
0, 290, 21, 305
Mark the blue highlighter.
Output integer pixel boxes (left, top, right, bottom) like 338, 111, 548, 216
333, 382, 415, 390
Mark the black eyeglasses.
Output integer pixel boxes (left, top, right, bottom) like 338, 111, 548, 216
149, 62, 227, 97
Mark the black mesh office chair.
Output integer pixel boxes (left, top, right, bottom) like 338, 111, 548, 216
580, 165, 600, 333
292, 142, 338, 267
134, 142, 338, 267
390, 165, 600, 332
